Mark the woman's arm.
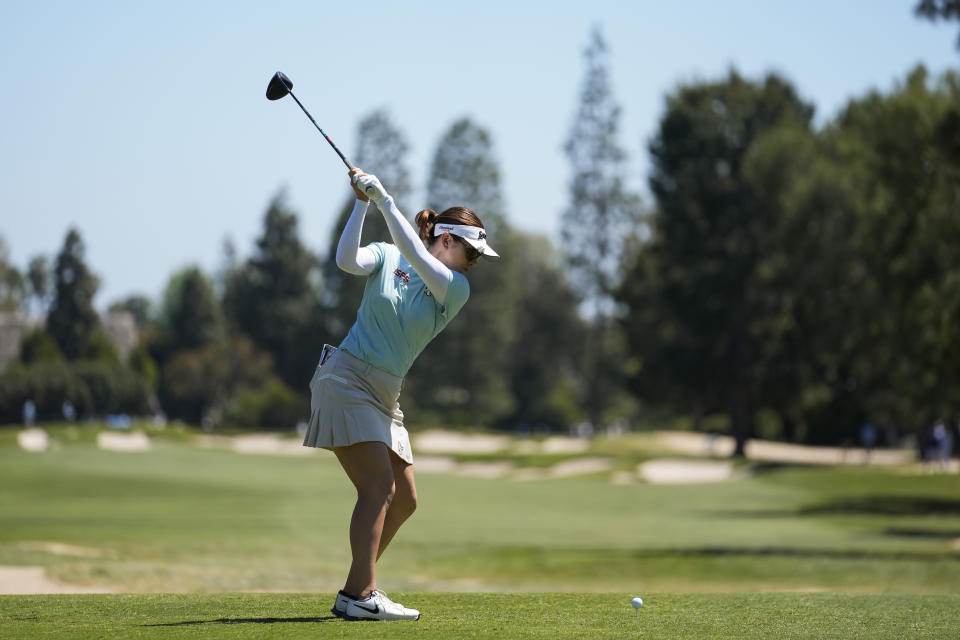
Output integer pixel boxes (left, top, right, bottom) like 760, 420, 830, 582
356, 174, 454, 304
335, 199, 378, 275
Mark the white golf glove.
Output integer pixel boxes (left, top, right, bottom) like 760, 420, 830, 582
355, 174, 390, 206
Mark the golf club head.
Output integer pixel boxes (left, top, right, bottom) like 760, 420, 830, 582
266, 71, 293, 100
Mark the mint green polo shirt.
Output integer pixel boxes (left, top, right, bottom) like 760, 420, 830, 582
339, 242, 470, 377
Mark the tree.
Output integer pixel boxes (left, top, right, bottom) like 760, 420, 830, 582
405, 118, 519, 427
620, 70, 815, 455
426, 120, 507, 238
18, 328, 64, 364
26, 255, 50, 315
159, 266, 222, 355
0, 236, 26, 312
916, 0, 960, 48
739, 121, 863, 443
322, 110, 413, 338
223, 193, 321, 387
225, 378, 303, 431
561, 27, 644, 431
161, 335, 277, 426
562, 26, 643, 314
503, 233, 588, 430
824, 66, 960, 435
0, 360, 149, 423
128, 342, 159, 395
46, 228, 100, 360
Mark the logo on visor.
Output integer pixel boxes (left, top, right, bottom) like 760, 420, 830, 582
478, 231, 486, 240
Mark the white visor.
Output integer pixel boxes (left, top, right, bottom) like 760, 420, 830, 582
434, 223, 500, 261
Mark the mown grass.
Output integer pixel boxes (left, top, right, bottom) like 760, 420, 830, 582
2, 592, 959, 639
1, 426, 959, 595
2, 426, 959, 637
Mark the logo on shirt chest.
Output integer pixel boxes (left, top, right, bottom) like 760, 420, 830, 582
393, 267, 435, 298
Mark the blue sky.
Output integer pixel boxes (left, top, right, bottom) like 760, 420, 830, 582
1, 1, 957, 309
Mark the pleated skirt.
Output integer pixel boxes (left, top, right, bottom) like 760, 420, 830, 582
302, 345, 413, 464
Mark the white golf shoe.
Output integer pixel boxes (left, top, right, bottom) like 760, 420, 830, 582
330, 590, 356, 618
344, 590, 420, 621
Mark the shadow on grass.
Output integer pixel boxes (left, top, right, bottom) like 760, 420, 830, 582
463, 544, 960, 566
712, 495, 960, 519
884, 527, 960, 539
800, 496, 960, 516
144, 616, 338, 627
658, 546, 960, 562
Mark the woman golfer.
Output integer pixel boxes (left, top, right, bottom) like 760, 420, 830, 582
304, 168, 498, 621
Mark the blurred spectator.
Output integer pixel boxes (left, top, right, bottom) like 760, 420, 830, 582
22, 399, 36, 426
62, 400, 76, 422
859, 420, 877, 464
931, 420, 952, 473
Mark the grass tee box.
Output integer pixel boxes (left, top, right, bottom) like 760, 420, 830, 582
2, 592, 960, 640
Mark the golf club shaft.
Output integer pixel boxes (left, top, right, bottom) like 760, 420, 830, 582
286, 91, 353, 169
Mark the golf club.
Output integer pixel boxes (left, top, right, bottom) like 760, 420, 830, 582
266, 71, 353, 170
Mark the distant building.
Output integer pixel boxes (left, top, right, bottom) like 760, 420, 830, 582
0, 311, 137, 372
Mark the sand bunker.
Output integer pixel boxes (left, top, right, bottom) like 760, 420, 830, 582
17, 428, 49, 452
230, 434, 313, 455
0, 566, 114, 595
415, 456, 515, 478
639, 458, 736, 484
414, 430, 510, 454
515, 437, 590, 454
415, 453, 610, 480
96, 431, 151, 452
655, 431, 914, 465
512, 457, 613, 481
17, 542, 103, 558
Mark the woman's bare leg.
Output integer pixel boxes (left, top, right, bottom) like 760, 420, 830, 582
334, 442, 396, 597
378, 457, 417, 559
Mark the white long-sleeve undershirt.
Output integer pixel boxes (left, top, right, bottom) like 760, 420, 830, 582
335, 197, 454, 305
375, 196, 453, 304
335, 200, 377, 275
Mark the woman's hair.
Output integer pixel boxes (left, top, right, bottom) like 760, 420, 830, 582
414, 206, 484, 245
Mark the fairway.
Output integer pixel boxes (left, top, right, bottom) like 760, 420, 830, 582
1, 426, 958, 638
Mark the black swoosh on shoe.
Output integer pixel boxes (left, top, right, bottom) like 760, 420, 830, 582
353, 602, 379, 614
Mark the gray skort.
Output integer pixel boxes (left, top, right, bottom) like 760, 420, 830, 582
302, 345, 413, 464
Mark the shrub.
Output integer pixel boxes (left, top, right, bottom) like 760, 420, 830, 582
0, 361, 149, 424
225, 378, 305, 431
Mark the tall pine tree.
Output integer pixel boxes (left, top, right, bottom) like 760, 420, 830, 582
561, 27, 643, 430
46, 228, 99, 360
562, 27, 641, 315
159, 266, 222, 354
223, 194, 319, 386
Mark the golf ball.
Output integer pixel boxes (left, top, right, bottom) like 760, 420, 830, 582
631, 597, 643, 608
